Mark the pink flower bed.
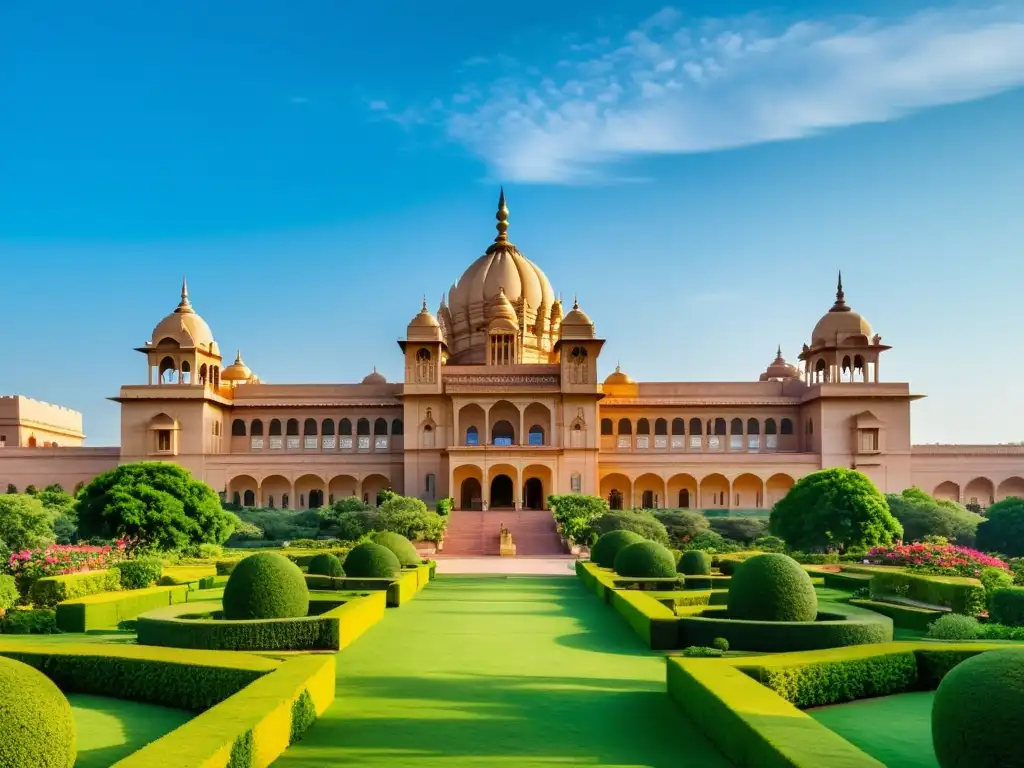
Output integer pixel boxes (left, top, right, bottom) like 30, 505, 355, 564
6, 542, 125, 581
868, 542, 1009, 577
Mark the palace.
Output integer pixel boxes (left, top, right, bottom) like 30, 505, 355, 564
2, 191, 1023, 511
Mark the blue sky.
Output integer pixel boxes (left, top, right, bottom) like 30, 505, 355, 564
1, 1, 1022, 447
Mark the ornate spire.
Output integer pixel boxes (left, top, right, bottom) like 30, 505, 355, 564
573, 294, 579, 310
421, 295, 428, 312
494, 187, 509, 243
776, 344, 782, 359
176, 276, 194, 314
830, 270, 850, 312
234, 349, 244, 364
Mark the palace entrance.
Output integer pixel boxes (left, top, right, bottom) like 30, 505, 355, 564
460, 478, 482, 510
524, 477, 544, 510
490, 474, 514, 508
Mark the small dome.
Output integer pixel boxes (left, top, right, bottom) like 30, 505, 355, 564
604, 364, 634, 385
406, 298, 445, 344
810, 273, 873, 348
560, 296, 595, 340
488, 287, 519, 332
150, 278, 217, 351
362, 367, 387, 384
409, 298, 440, 329
221, 350, 253, 382
760, 346, 800, 381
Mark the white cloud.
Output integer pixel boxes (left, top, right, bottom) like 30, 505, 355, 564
384, 4, 1024, 183
368, 100, 389, 111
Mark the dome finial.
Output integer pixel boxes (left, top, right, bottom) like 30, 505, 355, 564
422, 295, 428, 312
494, 187, 509, 243
572, 294, 579, 310
176, 276, 194, 314
830, 270, 850, 312
235, 349, 243, 364
776, 344, 782, 359
616, 361, 621, 372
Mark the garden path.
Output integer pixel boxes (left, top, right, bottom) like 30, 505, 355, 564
275, 576, 732, 767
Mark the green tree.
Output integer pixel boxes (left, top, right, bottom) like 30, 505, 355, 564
769, 468, 902, 552
594, 511, 670, 545
653, 510, 709, 547
34, 485, 78, 545
885, 487, 981, 546
5, 484, 16, 494
549, 495, 608, 544
0, 494, 55, 552
75, 462, 235, 551
977, 497, 1024, 557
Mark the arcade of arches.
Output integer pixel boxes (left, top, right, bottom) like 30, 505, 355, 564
599, 472, 796, 511
452, 464, 554, 511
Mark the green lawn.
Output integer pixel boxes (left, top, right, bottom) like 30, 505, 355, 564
69, 693, 191, 768
275, 575, 733, 767
810, 692, 938, 768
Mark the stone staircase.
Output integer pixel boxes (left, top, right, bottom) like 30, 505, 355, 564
440, 510, 567, 556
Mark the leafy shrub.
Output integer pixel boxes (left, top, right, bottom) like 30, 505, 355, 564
436, 497, 454, 516
215, 560, 239, 576
76, 462, 235, 551
711, 636, 730, 652
977, 497, 1024, 558
306, 553, 345, 577
788, 552, 840, 565
377, 496, 447, 541
290, 690, 317, 746
727, 553, 818, 622
0, 494, 56, 552
682, 646, 724, 658
678, 550, 712, 575
669, 549, 683, 566
0, 575, 19, 611
613, 540, 677, 578
320, 507, 384, 541
114, 556, 164, 590
0, 609, 58, 634
886, 487, 981, 547
756, 650, 918, 709
927, 613, 981, 640
989, 587, 1024, 627
0, 656, 76, 767
753, 535, 786, 552
550, 495, 607, 545
981, 566, 1015, 597
770, 467, 902, 552
653, 510, 708, 547
709, 517, 769, 545
590, 530, 643, 569
343, 543, 401, 578
594, 512, 669, 546
222, 553, 310, 620
868, 542, 1009, 577
683, 530, 738, 554
189, 543, 224, 559
371, 532, 420, 566
932, 648, 1024, 768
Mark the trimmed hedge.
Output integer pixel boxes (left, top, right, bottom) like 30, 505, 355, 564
114, 557, 164, 590
728, 554, 818, 622
614, 540, 677, 578
608, 590, 678, 650
136, 592, 386, 652
590, 530, 643, 569
307, 553, 345, 578
989, 586, 1024, 626
823, 571, 873, 591
371, 532, 420, 567
55, 585, 188, 633
222, 553, 309, 620
343, 543, 401, 578
0, 639, 276, 710
28, 569, 121, 609
104, 655, 335, 768
869, 570, 985, 615
158, 565, 217, 586
679, 550, 712, 576
302, 570, 421, 608
849, 598, 943, 632
0, 656, 76, 768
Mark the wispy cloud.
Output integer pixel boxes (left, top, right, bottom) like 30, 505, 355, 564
376, 4, 1024, 183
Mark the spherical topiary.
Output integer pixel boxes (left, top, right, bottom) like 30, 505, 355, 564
222, 552, 310, 620
726, 553, 818, 622
613, 540, 678, 578
932, 648, 1024, 768
307, 553, 345, 577
371, 531, 420, 567
343, 543, 401, 578
679, 550, 712, 575
712, 637, 730, 652
0, 656, 76, 768
591, 529, 644, 569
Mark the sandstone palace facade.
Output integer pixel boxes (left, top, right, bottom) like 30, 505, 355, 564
3, 192, 1023, 511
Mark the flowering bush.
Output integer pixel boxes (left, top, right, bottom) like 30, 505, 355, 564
5, 542, 126, 582
868, 542, 1009, 577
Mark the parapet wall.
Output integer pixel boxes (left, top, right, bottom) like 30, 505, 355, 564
0, 446, 120, 491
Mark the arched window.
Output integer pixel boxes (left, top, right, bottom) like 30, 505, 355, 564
243, 490, 256, 507
679, 489, 690, 508
286, 419, 299, 436
730, 418, 743, 435
303, 418, 317, 436
282, 493, 290, 510
689, 418, 702, 435
269, 419, 282, 436
391, 419, 404, 435
232, 491, 241, 506
637, 418, 650, 435
713, 418, 726, 435
609, 489, 624, 510
357, 418, 370, 436
466, 425, 479, 446
528, 425, 544, 446
181, 360, 191, 384
251, 419, 264, 436
671, 418, 685, 435
231, 419, 246, 436
747, 418, 760, 435
601, 418, 613, 435
321, 419, 335, 436
340, 418, 352, 435
654, 418, 668, 435
617, 418, 632, 435
374, 418, 388, 435
781, 418, 794, 435
765, 418, 777, 435
491, 420, 515, 445
423, 423, 435, 448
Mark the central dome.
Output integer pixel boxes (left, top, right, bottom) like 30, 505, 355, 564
447, 190, 555, 323
440, 190, 561, 365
